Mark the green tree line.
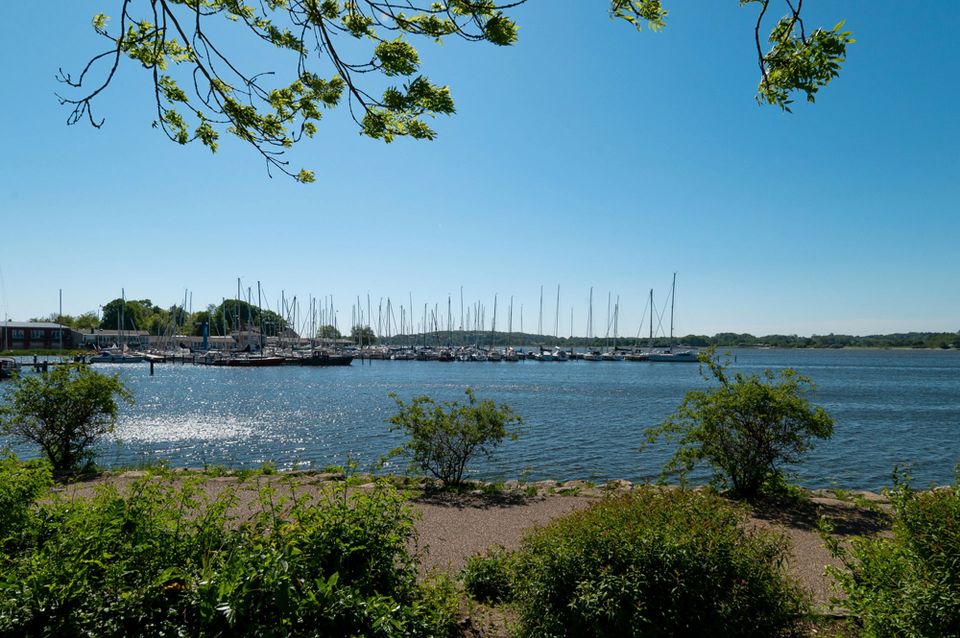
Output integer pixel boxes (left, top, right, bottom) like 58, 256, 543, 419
33, 299, 288, 338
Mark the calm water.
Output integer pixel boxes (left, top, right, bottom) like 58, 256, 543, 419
5, 349, 959, 491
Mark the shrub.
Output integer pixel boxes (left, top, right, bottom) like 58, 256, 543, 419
0, 454, 51, 546
0, 365, 133, 476
644, 349, 833, 499
512, 489, 808, 637
460, 546, 514, 604
828, 471, 960, 637
0, 471, 458, 637
387, 388, 521, 488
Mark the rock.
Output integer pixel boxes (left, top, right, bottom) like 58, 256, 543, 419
604, 479, 633, 491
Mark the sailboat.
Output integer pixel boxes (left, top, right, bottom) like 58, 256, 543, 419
648, 273, 698, 362
89, 289, 145, 363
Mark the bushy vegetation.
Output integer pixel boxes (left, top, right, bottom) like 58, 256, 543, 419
828, 471, 960, 637
387, 388, 521, 488
460, 547, 514, 605
0, 455, 51, 546
0, 463, 458, 637
510, 489, 808, 637
645, 350, 833, 499
0, 365, 133, 476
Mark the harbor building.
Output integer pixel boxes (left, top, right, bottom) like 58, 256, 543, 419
0, 321, 73, 350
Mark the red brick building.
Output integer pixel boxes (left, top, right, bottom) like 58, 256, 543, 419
0, 321, 73, 350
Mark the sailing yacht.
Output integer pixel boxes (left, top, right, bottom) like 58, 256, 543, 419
649, 273, 698, 362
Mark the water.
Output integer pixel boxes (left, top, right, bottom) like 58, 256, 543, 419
4, 349, 959, 491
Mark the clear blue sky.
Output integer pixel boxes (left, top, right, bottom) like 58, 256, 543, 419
1, 1, 957, 338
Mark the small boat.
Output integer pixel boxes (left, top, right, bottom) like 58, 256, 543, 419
552, 347, 569, 361
647, 350, 698, 362
601, 351, 625, 362
299, 349, 353, 367
416, 349, 439, 361
88, 348, 145, 364
0, 357, 20, 380
582, 350, 603, 361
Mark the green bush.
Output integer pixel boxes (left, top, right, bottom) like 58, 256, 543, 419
387, 388, 522, 488
0, 365, 133, 476
0, 471, 458, 637
512, 489, 808, 637
460, 546, 514, 604
644, 349, 833, 499
0, 454, 51, 546
829, 471, 960, 637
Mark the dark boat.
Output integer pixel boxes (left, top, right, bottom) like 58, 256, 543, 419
299, 349, 353, 367
0, 357, 20, 380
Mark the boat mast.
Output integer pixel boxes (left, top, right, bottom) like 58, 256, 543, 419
649, 288, 654, 348
538, 285, 543, 338
588, 287, 593, 342
257, 281, 263, 352
120, 288, 125, 350
669, 272, 677, 352
554, 285, 560, 340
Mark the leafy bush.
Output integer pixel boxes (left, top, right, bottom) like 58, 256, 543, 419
0, 471, 458, 637
0, 454, 51, 546
828, 471, 960, 637
512, 489, 808, 637
645, 349, 833, 498
387, 388, 521, 488
0, 365, 133, 476
460, 546, 514, 604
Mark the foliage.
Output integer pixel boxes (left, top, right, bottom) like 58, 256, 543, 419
827, 470, 960, 637
351, 324, 377, 345
0, 455, 51, 546
316, 324, 342, 339
61, 1, 850, 180
0, 471, 458, 637
387, 388, 521, 487
205, 298, 286, 337
748, 1, 855, 111
460, 546, 514, 605
645, 349, 833, 498
0, 365, 133, 476
30, 311, 100, 331
98, 297, 166, 333
511, 489, 808, 637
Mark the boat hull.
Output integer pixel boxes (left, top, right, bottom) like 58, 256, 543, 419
299, 354, 353, 367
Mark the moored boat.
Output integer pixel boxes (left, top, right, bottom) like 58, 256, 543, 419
299, 349, 353, 366
89, 349, 145, 364
0, 357, 20, 380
